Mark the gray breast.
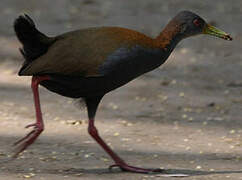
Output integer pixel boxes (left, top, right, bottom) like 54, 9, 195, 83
99, 45, 164, 78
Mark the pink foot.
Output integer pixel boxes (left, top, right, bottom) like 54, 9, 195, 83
109, 163, 164, 174
13, 123, 44, 158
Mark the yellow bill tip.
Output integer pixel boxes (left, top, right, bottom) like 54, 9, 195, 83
223, 34, 233, 41
203, 24, 232, 41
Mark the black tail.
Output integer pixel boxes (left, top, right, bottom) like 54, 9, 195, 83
14, 14, 55, 62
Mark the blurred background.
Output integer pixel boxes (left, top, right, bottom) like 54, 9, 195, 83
0, 0, 241, 179
0, 0, 241, 80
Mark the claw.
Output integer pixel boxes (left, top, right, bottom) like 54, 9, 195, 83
13, 130, 35, 146
109, 164, 120, 170
13, 123, 43, 158
25, 123, 40, 129
109, 163, 164, 174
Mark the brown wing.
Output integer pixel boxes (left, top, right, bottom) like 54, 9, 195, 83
19, 27, 155, 77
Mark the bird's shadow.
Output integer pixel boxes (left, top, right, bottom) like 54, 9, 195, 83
1, 156, 242, 178
1, 135, 242, 178
48, 167, 242, 177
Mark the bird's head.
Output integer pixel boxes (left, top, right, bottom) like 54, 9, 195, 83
173, 11, 232, 41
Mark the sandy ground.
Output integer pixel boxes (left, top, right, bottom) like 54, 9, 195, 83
0, 0, 242, 179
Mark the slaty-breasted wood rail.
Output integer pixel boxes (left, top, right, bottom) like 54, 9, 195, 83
13, 11, 232, 173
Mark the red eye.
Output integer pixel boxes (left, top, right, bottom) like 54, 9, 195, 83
193, 19, 201, 26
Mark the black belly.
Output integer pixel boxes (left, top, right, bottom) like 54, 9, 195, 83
40, 75, 109, 98
40, 71, 141, 98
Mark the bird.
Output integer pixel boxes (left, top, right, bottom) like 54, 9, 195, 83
13, 11, 232, 173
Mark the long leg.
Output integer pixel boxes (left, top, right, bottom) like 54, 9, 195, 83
85, 96, 163, 174
13, 75, 50, 157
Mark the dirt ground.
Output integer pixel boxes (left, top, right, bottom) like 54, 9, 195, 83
0, 0, 242, 179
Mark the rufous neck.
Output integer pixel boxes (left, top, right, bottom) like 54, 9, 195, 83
155, 20, 183, 50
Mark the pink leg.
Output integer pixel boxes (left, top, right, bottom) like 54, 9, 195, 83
88, 118, 163, 173
13, 75, 50, 157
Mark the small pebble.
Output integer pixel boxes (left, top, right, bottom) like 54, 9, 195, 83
113, 132, 120, 136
